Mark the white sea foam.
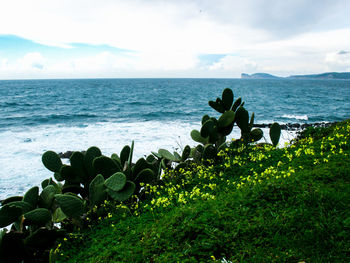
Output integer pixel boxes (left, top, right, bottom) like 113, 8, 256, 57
281, 114, 309, 121
0, 121, 296, 199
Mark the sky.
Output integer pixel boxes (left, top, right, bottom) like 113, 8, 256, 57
0, 0, 350, 79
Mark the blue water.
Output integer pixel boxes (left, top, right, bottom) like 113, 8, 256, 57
0, 78, 349, 199
1, 78, 349, 129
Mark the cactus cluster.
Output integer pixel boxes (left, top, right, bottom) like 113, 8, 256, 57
0, 183, 66, 262
190, 88, 282, 161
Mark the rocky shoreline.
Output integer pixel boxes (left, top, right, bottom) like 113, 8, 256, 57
253, 121, 336, 131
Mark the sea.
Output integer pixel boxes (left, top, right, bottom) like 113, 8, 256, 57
0, 78, 349, 199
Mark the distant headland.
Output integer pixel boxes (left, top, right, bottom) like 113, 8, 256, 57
241, 72, 350, 79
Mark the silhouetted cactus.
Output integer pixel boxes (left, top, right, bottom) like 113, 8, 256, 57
270, 122, 281, 147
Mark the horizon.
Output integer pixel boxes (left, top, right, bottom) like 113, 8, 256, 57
1, 0, 350, 79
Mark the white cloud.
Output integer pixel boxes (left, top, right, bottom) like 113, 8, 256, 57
17, 52, 46, 70
325, 51, 350, 71
209, 56, 258, 74
1, 0, 350, 78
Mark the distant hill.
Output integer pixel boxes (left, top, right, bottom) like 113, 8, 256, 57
241, 72, 350, 80
241, 73, 280, 79
288, 72, 350, 79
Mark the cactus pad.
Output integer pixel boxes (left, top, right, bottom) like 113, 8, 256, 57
93, 156, 120, 178
222, 88, 234, 110
70, 151, 87, 180
107, 181, 135, 202
232, 97, 242, 112
181, 145, 191, 161
250, 128, 263, 142
105, 172, 126, 192
202, 144, 217, 160
0, 205, 22, 227
135, 168, 156, 184
89, 174, 107, 207
158, 149, 176, 161
23, 186, 39, 209
270, 122, 281, 147
201, 115, 210, 125
1, 196, 23, 206
39, 185, 57, 209
190, 129, 208, 144
24, 208, 52, 226
42, 151, 62, 173
84, 146, 102, 178
54, 194, 84, 218
120, 145, 131, 167
235, 107, 249, 133
218, 110, 235, 128
200, 119, 215, 138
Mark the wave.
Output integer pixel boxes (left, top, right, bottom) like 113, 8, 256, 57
281, 114, 308, 121
0, 120, 298, 199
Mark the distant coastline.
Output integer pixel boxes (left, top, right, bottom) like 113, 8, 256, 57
241, 72, 350, 80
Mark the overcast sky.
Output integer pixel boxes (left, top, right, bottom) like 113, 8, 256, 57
0, 0, 350, 79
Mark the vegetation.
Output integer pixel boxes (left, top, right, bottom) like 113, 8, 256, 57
1, 88, 349, 262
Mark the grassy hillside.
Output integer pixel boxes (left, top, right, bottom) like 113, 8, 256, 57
56, 120, 350, 262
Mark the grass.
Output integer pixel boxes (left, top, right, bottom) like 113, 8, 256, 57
56, 120, 350, 262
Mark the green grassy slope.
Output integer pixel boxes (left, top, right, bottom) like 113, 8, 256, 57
56, 121, 350, 263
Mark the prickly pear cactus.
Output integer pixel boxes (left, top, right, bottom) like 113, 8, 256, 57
54, 194, 84, 218
24, 208, 52, 226
105, 172, 126, 192
222, 88, 234, 110
89, 174, 107, 207
22, 186, 39, 209
190, 130, 208, 144
270, 122, 281, 147
0, 205, 22, 227
42, 151, 62, 173
107, 181, 135, 202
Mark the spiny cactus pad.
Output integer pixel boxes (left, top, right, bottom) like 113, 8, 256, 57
201, 115, 210, 125
135, 168, 156, 184
202, 144, 217, 160
1, 196, 23, 206
181, 145, 191, 161
89, 174, 106, 207
120, 145, 131, 167
235, 107, 249, 133
105, 172, 126, 192
218, 110, 235, 128
107, 181, 135, 202
0, 205, 22, 227
93, 156, 120, 178
232, 97, 242, 112
158, 149, 177, 162
84, 146, 102, 178
39, 185, 57, 209
270, 122, 281, 147
190, 130, 208, 145
200, 119, 216, 138
60, 165, 80, 183
42, 151, 62, 173
250, 128, 263, 142
54, 194, 84, 218
70, 152, 86, 180
209, 100, 225, 113
23, 186, 39, 209
222, 88, 234, 110
7, 201, 32, 214
24, 208, 52, 226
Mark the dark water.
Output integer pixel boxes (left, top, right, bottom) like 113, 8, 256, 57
1, 78, 349, 129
